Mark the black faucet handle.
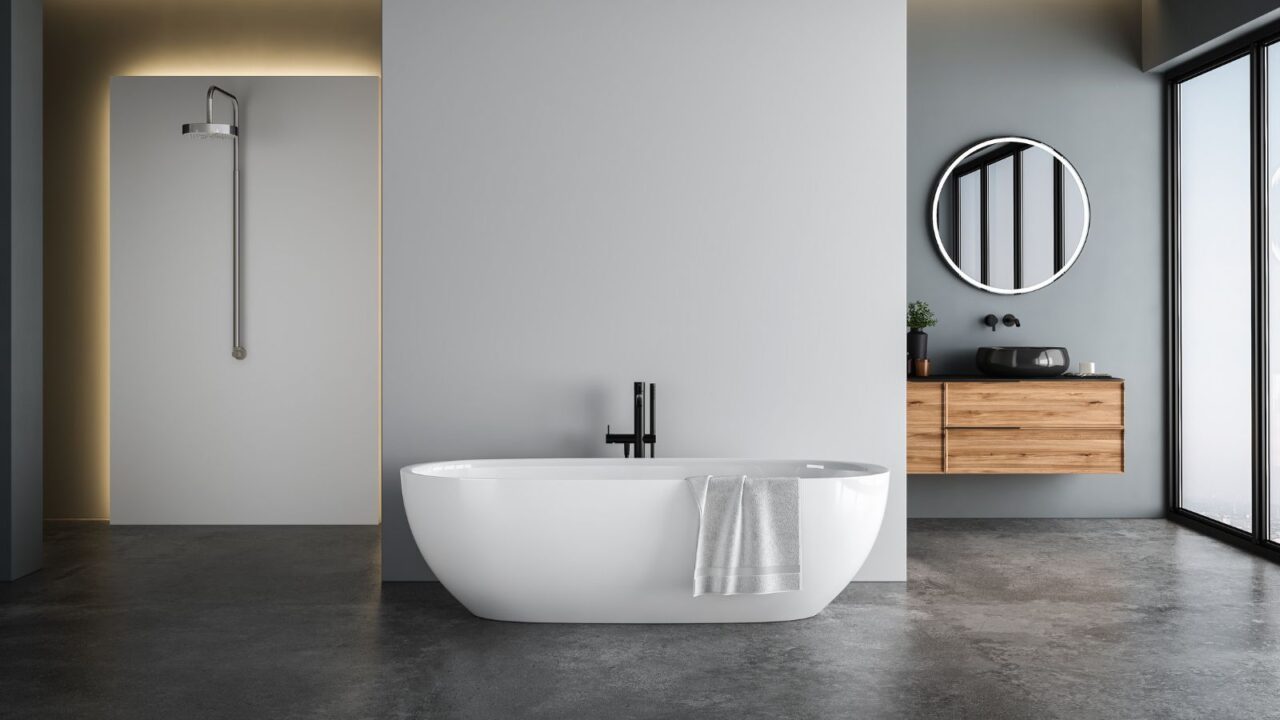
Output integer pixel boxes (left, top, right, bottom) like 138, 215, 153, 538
983, 314, 999, 332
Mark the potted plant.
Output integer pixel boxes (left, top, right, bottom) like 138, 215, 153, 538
907, 301, 937, 369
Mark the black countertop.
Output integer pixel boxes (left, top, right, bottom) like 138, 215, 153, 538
908, 374, 1123, 382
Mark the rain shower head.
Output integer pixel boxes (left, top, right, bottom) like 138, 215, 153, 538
182, 122, 238, 139
181, 85, 240, 141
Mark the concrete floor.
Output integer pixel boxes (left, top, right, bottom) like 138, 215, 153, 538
3, 520, 1279, 719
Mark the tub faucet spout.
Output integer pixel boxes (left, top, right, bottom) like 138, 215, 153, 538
606, 381, 656, 458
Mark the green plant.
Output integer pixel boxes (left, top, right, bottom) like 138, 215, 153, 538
907, 301, 937, 331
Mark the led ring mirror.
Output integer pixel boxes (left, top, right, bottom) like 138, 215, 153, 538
931, 137, 1090, 294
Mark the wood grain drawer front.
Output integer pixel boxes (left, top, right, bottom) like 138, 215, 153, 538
945, 428, 1124, 474
907, 384, 943, 473
944, 382, 1123, 428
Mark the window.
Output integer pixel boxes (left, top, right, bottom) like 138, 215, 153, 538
1170, 32, 1280, 557
1173, 55, 1253, 532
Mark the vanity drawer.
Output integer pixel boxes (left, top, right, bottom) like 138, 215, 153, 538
944, 381, 1123, 428
907, 383, 943, 473
945, 428, 1124, 474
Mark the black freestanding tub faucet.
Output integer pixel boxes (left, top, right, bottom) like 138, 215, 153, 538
606, 381, 656, 458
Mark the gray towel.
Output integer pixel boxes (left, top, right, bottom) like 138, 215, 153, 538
686, 475, 801, 596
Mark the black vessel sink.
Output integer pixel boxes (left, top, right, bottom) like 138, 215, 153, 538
976, 346, 1070, 378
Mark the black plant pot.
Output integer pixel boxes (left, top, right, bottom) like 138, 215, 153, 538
907, 330, 928, 361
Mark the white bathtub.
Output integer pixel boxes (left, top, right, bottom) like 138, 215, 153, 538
401, 458, 890, 623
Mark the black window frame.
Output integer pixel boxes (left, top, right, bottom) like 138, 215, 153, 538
1167, 26, 1280, 562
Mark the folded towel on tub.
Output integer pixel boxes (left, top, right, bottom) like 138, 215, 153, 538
686, 474, 801, 596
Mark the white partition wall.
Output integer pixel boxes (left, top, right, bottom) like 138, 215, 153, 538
109, 76, 379, 524
382, 0, 907, 581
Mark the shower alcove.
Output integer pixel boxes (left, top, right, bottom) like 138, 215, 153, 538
108, 76, 379, 523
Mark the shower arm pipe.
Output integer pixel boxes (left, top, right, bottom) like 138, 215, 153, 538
205, 85, 239, 128
207, 86, 245, 360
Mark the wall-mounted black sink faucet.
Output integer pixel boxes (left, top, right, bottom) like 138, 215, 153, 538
983, 313, 1021, 332
606, 381, 656, 458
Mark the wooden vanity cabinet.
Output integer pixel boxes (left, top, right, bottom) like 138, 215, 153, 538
907, 379, 1124, 474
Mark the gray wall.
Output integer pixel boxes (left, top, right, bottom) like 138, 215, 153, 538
1143, 0, 1280, 71
3, 0, 41, 581
383, 0, 908, 581
109, 77, 379, 524
908, 0, 1165, 518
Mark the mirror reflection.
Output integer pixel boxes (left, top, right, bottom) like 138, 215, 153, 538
932, 138, 1089, 294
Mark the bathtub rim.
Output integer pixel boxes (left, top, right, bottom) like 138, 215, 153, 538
402, 457, 890, 482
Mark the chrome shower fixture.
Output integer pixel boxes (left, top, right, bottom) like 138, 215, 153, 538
182, 85, 245, 360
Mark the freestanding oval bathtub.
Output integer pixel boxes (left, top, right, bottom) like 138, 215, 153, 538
401, 459, 890, 623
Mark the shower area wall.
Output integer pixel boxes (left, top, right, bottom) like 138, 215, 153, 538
108, 76, 379, 524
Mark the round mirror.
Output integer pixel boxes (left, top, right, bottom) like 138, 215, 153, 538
931, 137, 1089, 294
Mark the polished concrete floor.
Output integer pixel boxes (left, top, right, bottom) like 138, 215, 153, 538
3, 519, 1279, 719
